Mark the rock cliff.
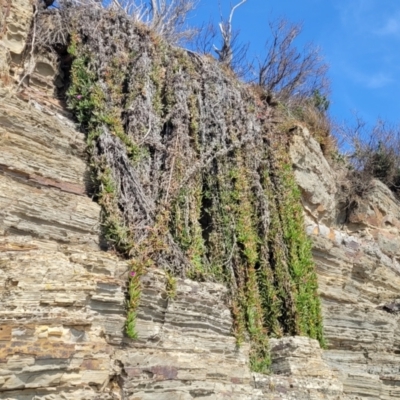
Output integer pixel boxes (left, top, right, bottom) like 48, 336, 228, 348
0, 81, 342, 400
291, 127, 400, 399
0, 2, 399, 399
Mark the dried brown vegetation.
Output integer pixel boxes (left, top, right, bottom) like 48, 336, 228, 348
275, 94, 334, 157
336, 118, 400, 212
29, 3, 325, 371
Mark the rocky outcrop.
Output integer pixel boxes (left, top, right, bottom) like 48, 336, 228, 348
290, 126, 400, 399
0, 85, 343, 399
0, 0, 59, 90
0, 0, 32, 59
0, 87, 127, 399
0, 0, 32, 84
118, 272, 343, 400
0, 89, 343, 400
1, 1, 400, 399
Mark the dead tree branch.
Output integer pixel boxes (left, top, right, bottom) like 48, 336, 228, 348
214, 0, 247, 66
256, 18, 328, 100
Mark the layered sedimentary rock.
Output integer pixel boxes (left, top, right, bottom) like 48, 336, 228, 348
0, 16, 343, 397
290, 126, 400, 399
0, 86, 343, 399
0, 11, 343, 396
0, 0, 59, 90
0, 0, 32, 59
0, 0, 32, 84
0, 87, 127, 399
1, 1, 400, 399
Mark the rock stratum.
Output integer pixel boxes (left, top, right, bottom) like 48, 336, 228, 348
0, 2, 399, 399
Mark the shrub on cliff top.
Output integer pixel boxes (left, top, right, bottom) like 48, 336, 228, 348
338, 117, 400, 198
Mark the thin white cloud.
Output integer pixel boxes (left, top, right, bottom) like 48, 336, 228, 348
335, 0, 400, 39
339, 62, 393, 89
334, 0, 375, 31
364, 72, 392, 88
375, 16, 400, 36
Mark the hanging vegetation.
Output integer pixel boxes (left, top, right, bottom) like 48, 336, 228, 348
36, 5, 324, 372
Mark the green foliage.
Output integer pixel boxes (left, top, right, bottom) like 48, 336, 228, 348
96, 167, 133, 252
226, 158, 270, 372
368, 141, 398, 182
165, 271, 177, 300
67, 56, 98, 126
277, 163, 325, 344
312, 89, 330, 113
125, 310, 138, 339
126, 264, 144, 339
170, 182, 209, 280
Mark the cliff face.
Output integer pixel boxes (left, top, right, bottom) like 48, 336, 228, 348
0, 2, 399, 400
0, 90, 342, 400
290, 128, 400, 399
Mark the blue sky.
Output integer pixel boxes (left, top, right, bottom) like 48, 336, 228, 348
189, 0, 400, 127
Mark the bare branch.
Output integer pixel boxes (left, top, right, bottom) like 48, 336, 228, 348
144, 0, 199, 44
214, 0, 248, 66
51, 0, 199, 44
195, 20, 218, 55
256, 18, 328, 100
228, 0, 247, 28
